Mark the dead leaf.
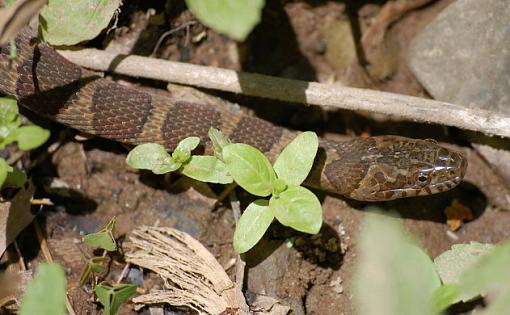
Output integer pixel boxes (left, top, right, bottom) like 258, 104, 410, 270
444, 199, 473, 231
0, 0, 47, 46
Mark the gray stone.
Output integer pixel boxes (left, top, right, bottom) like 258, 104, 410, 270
409, 0, 510, 114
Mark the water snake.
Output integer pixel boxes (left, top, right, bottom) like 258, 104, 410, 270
0, 29, 467, 201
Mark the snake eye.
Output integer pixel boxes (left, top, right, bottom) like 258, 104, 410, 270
417, 173, 428, 186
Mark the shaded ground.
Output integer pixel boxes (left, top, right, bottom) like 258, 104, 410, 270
3, 0, 510, 314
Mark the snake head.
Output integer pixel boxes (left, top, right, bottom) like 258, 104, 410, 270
337, 137, 468, 201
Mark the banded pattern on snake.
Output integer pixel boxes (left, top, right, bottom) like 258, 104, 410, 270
0, 29, 467, 201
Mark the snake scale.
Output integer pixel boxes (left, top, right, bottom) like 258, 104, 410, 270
0, 29, 467, 201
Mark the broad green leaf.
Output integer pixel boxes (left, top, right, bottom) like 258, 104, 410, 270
13, 125, 50, 150
0, 158, 10, 188
180, 155, 233, 184
4, 166, 27, 188
223, 143, 276, 197
176, 136, 200, 152
430, 284, 461, 314
459, 240, 510, 302
126, 143, 179, 174
434, 242, 493, 286
172, 136, 200, 163
273, 131, 318, 186
353, 209, 441, 315
19, 263, 67, 315
83, 217, 117, 251
39, 0, 122, 45
233, 199, 273, 253
269, 185, 322, 234
95, 283, 137, 315
208, 127, 231, 159
185, 0, 265, 41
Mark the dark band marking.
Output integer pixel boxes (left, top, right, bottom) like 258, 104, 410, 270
230, 116, 283, 153
91, 83, 152, 140
16, 44, 82, 116
162, 102, 221, 149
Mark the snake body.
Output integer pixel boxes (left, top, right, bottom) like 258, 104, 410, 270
0, 29, 467, 201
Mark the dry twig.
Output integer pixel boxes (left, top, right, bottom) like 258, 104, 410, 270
58, 48, 510, 139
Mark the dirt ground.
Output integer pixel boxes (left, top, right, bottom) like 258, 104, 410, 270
4, 1, 510, 314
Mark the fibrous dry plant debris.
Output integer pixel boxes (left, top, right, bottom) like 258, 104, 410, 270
125, 226, 249, 314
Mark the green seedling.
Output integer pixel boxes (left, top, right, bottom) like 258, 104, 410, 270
83, 216, 117, 251
95, 283, 137, 315
126, 137, 232, 184
210, 128, 322, 253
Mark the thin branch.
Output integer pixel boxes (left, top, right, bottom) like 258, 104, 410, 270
57, 48, 510, 139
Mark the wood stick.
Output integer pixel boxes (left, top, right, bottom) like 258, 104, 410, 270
57, 48, 510, 139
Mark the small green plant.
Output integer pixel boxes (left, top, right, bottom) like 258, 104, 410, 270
19, 262, 67, 315
0, 97, 50, 190
127, 128, 323, 253
126, 137, 232, 184
80, 217, 137, 315
354, 208, 510, 315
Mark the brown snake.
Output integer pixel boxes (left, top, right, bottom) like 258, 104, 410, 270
0, 29, 467, 201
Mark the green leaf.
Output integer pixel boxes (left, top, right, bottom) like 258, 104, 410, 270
39, 0, 122, 45
13, 125, 50, 150
233, 199, 273, 253
126, 143, 180, 175
19, 263, 67, 315
430, 284, 461, 314
208, 127, 231, 159
95, 283, 137, 315
180, 155, 233, 184
353, 209, 441, 315
185, 0, 265, 41
271, 178, 287, 197
459, 240, 510, 302
172, 136, 200, 163
79, 256, 109, 286
0, 96, 21, 147
223, 143, 276, 197
4, 166, 27, 188
434, 242, 493, 302
477, 290, 510, 315
83, 217, 117, 251
273, 131, 318, 186
269, 185, 322, 234
0, 158, 10, 188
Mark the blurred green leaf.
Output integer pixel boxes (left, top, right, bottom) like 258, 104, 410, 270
19, 263, 67, 315
185, 0, 265, 41
0, 96, 21, 148
233, 199, 273, 253
83, 217, 117, 251
353, 209, 441, 315
270, 185, 322, 234
13, 125, 50, 150
273, 131, 318, 186
180, 155, 233, 184
0, 158, 11, 188
126, 143, 179, 175
223, 143, 276, 197
430, 284, 461, 314
459, 240, 510, 303
4, 166, 27, 188
39, 0, 122, 45
95, 283, 137, 315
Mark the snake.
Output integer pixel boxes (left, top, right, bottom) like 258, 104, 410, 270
0, 29, 467, 201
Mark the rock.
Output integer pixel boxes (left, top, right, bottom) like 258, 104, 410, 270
409, 0, 510, 114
